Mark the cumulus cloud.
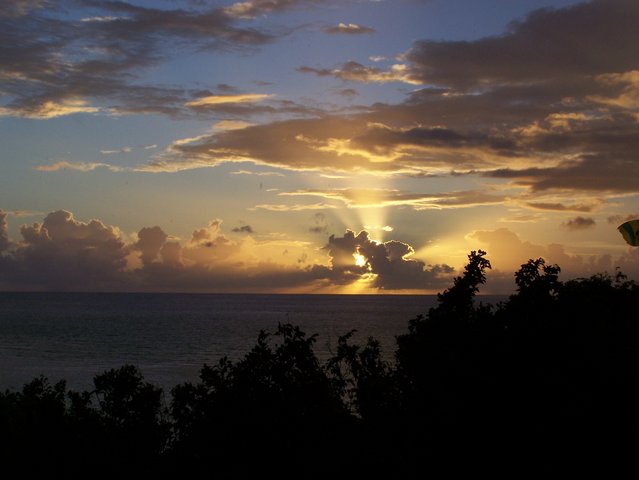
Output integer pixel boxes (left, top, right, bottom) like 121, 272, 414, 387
325, 230, 454, 289
190, 219, 223, 244
465, 227, 636, 290
0, 210, 128, 290
0, 209, 458, 292
562, 217, 596, 231
135, 226, 168, 266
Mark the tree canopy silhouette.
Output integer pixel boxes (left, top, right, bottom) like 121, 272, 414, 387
2, 251, 638, 477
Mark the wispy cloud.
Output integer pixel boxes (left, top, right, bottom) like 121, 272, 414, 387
323, 23, 375, 35
186, 93, 273, 107
297, 62, 419, 84
278, 188, 506, 209
253, 203, 339, 211
33, 161, 124, 172
100, 147, 132, 155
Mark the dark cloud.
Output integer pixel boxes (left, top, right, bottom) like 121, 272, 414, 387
135, 226, 168, 266
3, 209, 639, 292
485, 152, 639, 193
309, 212, 328, 234
325, 230, 454, 290
522, 201, 601, 213
0, 0, 279, 118
0, 210, 459, 292
0, 210, 128, 290
244, 1, 636, 202
562, 216, 596, 231
0, 0, 49, 17
232, 225, 255, 234
404, 0, 639, 89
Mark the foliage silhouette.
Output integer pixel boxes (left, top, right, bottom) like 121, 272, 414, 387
2, 251, 639, 476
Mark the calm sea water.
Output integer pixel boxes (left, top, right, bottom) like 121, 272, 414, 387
0, 293, 504, 392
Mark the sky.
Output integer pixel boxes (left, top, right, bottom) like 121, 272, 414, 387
1, 0, 639, 293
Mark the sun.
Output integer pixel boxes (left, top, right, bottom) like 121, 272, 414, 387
353, 253, 367, 267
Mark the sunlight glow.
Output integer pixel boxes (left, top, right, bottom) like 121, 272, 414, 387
353, 253, 367, 267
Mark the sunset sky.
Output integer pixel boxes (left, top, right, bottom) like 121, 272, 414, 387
1, 0, 639, 293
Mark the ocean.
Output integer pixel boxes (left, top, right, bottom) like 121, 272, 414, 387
0, 293, 504, 392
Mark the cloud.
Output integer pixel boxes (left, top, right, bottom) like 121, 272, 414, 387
253, 202, 339, 211
0, 0, 279, 119
185, 93, 273, 107
309, 212, 329, 234
466, 227, 632, 289
325, 229, 454, 289
135, 226, 168, 266
190, 219, 223, 244
279, 187, 506, 210
7, 0, 639, 219
498, 214, 543, 224
3, 209, 639, 293
214, 120, 254, 130
33, 161, 124, 172
335, 88, 359, 98
230, 169, 284, 176
100, 147, 132, 155
0, 210, 128, 290
0, 100, 99, 119
223, 0, 324, 19
0, 0, 49, 17
323, 23, 375, 35
297, 62, 419, 84
562, 217, 596, 231
521, 201, 602, 213
0, 209, 459, 292
404, 0, 639, 89
232, 225, 255, 234
364, 225, 394, 232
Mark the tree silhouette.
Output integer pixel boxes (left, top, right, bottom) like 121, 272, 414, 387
2, 251, 639, 476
